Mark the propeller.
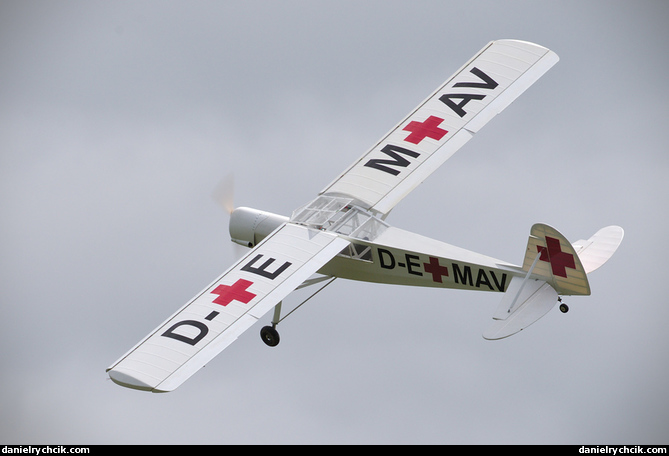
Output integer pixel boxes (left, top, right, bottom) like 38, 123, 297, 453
211, 173, 248, 259
211, 172, 235, 215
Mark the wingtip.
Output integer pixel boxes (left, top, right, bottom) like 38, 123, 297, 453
108, 369, 156, 392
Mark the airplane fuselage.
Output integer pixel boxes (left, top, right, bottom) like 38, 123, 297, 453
230, 202, 524, 294
319, 226, 523, 293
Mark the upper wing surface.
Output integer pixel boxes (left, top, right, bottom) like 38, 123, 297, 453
107, 223, 349, 392
320, 39, 559, 215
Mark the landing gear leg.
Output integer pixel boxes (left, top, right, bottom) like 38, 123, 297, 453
258, 278, 336, 347
558, 297, 569, 313
260, 301, 282, 347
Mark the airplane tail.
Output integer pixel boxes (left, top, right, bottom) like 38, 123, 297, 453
483, 223, 623, 340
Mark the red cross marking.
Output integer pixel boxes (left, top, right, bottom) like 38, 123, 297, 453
423, 256, 450, 283
402, 116, 448, 145
211, 279, 256, 306
537, 236, 576, 278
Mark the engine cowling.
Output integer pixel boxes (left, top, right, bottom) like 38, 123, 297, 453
229, 207, 289, 248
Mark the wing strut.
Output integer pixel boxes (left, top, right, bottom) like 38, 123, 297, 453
261, 276, 337, 346
276, 277, 336, 325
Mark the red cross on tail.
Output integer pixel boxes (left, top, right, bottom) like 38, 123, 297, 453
537, 236, 576, 278
521, 223, 591, 297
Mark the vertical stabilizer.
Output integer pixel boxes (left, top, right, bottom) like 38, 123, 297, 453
522, 224, 590, 296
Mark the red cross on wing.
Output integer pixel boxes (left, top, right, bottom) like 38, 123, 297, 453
402, 116, 448, 145
211, 279, 256, 306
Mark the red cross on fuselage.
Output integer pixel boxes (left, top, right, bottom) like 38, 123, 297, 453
537, 236, 576, 278
423, 256, 450, 283
211, 279, 256, 306
402, 116, 448, 145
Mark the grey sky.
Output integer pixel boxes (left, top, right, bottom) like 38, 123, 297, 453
1, 0, 668, 444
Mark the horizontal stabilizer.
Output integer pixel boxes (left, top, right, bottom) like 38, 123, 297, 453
572, 226, 624, 274
483, 275, 558, 340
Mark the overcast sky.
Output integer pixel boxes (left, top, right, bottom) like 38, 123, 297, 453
1, 0, 668, 445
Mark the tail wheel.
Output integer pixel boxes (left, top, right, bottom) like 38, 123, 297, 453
559, 303, 569, 313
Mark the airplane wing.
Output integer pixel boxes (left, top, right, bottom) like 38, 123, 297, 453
319, 39, 559, 216
107, 223, 349, 392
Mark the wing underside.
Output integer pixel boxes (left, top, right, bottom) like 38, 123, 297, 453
320, 39, 559, 215
107, 223, 349, 392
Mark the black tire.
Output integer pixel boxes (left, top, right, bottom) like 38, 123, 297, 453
559, 303, 569, 313
260, 325, 280, 347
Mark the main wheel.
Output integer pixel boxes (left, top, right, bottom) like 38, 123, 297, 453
559, 303, 569, 313
260, 325, 280, 347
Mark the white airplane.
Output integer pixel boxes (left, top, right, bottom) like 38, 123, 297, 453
107, 40, 623, 392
